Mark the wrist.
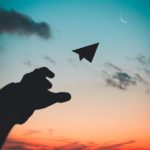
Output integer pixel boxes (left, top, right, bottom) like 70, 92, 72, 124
0, 116, 15, 134
0, 118, 15, 148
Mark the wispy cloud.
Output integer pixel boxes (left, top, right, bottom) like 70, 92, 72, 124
103, 57, 150, 93
23, 129, 41, 136
0, 8, 51, 39
105, 63, 122, 72
135, 55, 150, 79
4, 145, 27, 150
134, 73, 149, 85
4, 138, 141, 150
98, 140, 135, 150
103, 63, 136, 90
23, 59, 32, 67
4, 139, 50, 150
136, 55, 150, 66
53, 141, 90, 150
44, 55, 57, 65
68, 58, 77, 66
144, 68, 150, 77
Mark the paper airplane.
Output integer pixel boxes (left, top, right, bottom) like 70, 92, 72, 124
72, 43, 99, 63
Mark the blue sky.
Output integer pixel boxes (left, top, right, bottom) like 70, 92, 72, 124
0, 0, 150, 86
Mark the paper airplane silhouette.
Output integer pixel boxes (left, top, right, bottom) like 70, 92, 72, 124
72, 43, 99, 63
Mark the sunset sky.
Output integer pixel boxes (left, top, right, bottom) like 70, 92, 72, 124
0, 0, 150, 149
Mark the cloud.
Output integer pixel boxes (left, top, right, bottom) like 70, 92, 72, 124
4, 138, 90, 150
130, 55, 150, 92
144, 68, 150, 76
23, 129, 41, 136
53, 141, 89, 150
105, 63, 122, 72
105, 72, 136, 90
44, 55, 56, 65
23, 59, 32, 67
103, 63, 136, 90
4, 145, 27, 150
113, 72, 136, 89
98, 140, 135, 150
68, 58, 76, 66
134, 73, 149, 85
3, 138, 140, 150
135, 55, 150, 78
3, 139, 29, 150
0, 8, 51, 39
103, 58, 150, 93
5, 138, 148, 150
4, 139, 50, 150
136, 55, 149, 66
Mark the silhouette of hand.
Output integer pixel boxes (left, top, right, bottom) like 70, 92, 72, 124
0, 67, 71, 125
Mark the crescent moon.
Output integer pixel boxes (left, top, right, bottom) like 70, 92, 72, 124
120, 17, 127, 24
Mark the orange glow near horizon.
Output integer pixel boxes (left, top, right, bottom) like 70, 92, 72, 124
4, 88, 150, 149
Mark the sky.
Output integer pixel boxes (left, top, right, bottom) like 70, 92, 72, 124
0, 0, 150, 149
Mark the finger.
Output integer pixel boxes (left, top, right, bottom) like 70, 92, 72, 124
34, 67, 55, 78
37, 78, 52, 90
49, 92, 71, 103
21, 67, 55, 84
34, 91, 71, 109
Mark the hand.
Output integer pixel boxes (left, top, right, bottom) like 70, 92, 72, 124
0, 67, 71, 125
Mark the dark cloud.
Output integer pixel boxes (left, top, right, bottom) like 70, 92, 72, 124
105, 72, 136, 90
98, 140, 135, 150
44, 55, 56, 65
103, 63, 136, 90
103, 60, 150, 93
112, 72, 136, 90
0, 8, 51, 39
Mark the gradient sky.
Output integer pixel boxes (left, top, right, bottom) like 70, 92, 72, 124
0, 0, 150, 150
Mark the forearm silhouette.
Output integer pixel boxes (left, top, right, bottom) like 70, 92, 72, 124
0, 67, 71, 148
